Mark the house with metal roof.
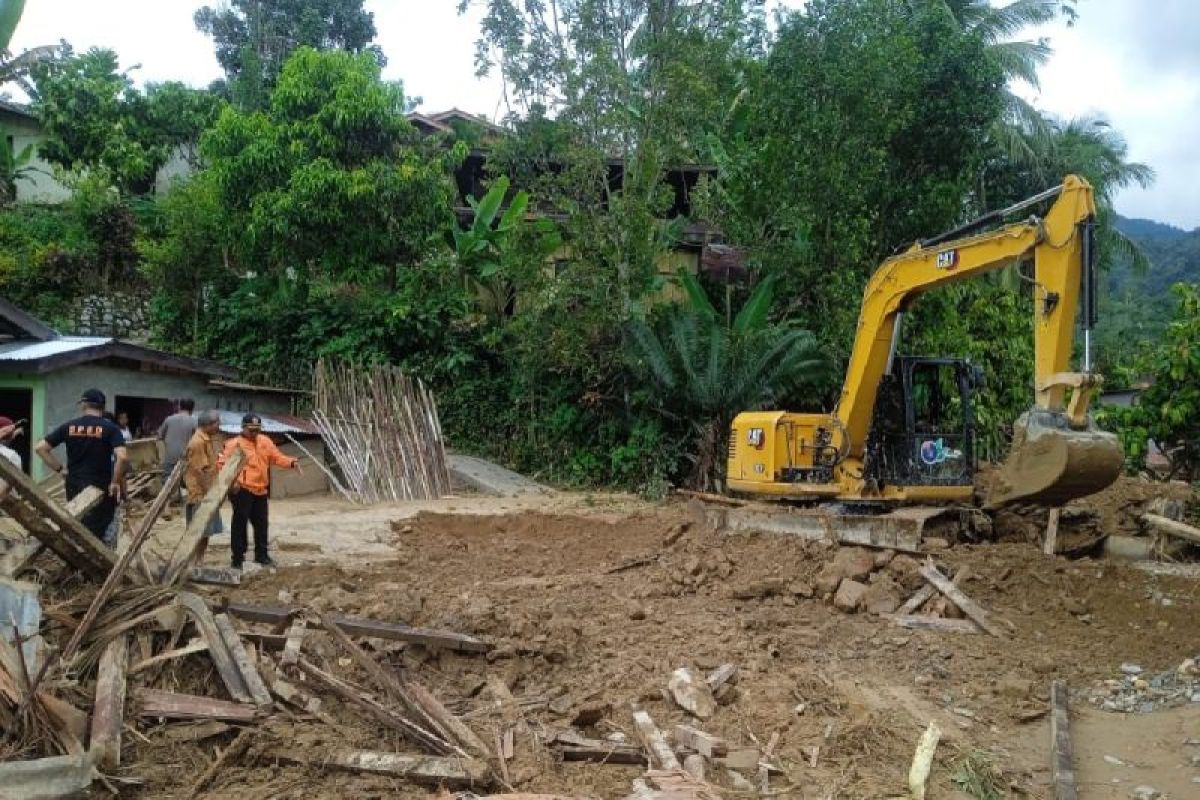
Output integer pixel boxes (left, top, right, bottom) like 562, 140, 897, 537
0, 297, 319, 489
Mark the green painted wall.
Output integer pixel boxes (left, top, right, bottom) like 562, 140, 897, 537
0, 372, 47, 479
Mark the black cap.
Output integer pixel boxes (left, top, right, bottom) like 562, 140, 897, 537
242, 413, 262, 426
80, 388, 106, 406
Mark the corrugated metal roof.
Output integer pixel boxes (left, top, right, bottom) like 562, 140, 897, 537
216, 410, 318, 436
0, 336, 112, 361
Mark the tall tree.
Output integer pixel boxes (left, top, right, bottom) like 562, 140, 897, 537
195, 0, 382, 108
29, 48, 220, 194
200, 47, 458, 289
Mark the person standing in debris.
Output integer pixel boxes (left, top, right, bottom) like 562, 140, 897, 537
157, 399, 196, 515
184, 410, 226, 563
0, 416, 25, 501
218, 413, 300, 570
34, 389, 128, 541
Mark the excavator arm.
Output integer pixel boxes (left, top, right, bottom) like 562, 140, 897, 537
727, 175, 1123, 506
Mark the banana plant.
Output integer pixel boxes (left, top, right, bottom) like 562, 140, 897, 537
0, 133, 37, 203
453, 175, 560, 324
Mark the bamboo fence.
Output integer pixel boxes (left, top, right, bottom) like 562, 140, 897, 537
312, 359, 451, 504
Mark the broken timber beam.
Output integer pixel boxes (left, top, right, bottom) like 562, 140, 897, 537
1050, 680, 1077, 800
161, 447, 245, 584
128, 639, 208, 676
188, 566, 242, 586
1143, 513, 1200, 546
295, 657, 454, 754
90, 635, 130, 770
1044, 509, 1062, 556
177, 593, 251, 703
269, 747, 489, 788
631, 708, 680, 770
225, 601, 490, 653
674, 725, 728, 757
0, 457, 117, 580
63, 486, 105, 518
214, 614, 273, 710
918, 563, 1006, 638
887, 614, 980, 633
551, 730, 645, 764
136, 688, 257, 722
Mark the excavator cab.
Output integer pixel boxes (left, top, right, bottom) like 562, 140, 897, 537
863, 357, 982, 492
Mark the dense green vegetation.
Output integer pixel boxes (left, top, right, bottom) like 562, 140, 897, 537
0, 0, 1191, 490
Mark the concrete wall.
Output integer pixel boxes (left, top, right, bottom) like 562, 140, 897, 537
3, 112, 72, 205
38, 363, 294, 480
272, 441, 329, 498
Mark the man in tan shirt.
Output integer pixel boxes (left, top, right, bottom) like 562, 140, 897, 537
184, 410, 226, 563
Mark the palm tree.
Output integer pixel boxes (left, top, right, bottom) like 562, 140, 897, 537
942, 0, 1067, 169
630, 271, 827, 490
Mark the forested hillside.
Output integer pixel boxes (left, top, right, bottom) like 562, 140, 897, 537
1094, 215, 1200, 385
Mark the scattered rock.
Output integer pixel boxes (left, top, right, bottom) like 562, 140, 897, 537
732, 579, 788, 600
885, 554, 924, 590
1120, 663, 1144, 676
1103, 754, 1125, 766
1130, 786, 1161, 800
834, 579, 868, 613
923, 537, 950, 550
788, 580, 815, 599
571, 701, 611, 727
873, 549, 896, 569
814, 570, 843, 596
996, 677, 1034, 700
860, 574, 902, 615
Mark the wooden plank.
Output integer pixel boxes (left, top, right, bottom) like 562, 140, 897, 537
918, 563, 1006, 638
295, 657, 454, 754
188, 567, 241, 586
887, 615, 981, 633
897, 584, 938, 616
90, 635, 130, 770
281, 618, 306, 665
214, 614, 273, 710
25, 462, 183, 698
1144, 513, 1200, 545
674, 725, 728, 757
0, 541, 44, 576
161, 447, 244, 584
63, 486, 105, 518
683, 753, 706, 782
0, 458, 117, 578
268, 747, 489, 788
406, 679, 492, 761
1044, 509, 1061, 555
1050, 680, 1077, 800
225, 601, 490, 653
176, 592, 251, 703
705, 663, 738, 692
129, 639, 208, 676
135, 688, 256, 722
929, 566, 970, 618
631, 708, 680, 770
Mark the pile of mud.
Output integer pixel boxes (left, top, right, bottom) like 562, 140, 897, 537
132, 503, 1200, 798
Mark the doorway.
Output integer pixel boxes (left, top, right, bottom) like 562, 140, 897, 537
0, 387, 35, 471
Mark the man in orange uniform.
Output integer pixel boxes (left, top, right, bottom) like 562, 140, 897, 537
218, 413, 300, 570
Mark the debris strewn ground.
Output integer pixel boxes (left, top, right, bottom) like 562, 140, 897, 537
2, 470, 1198, 798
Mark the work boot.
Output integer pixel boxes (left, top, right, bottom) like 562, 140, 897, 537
255, 556, 279, 570
231, 559, 243, 572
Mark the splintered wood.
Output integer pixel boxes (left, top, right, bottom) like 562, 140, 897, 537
312, 358, 451, 503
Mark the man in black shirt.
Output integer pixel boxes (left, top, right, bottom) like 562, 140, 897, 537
35, 388, 128, 542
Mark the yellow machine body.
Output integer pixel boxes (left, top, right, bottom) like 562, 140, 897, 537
727, 175, 1123, 506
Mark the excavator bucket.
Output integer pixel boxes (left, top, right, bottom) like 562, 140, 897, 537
986, 410, 1124, 508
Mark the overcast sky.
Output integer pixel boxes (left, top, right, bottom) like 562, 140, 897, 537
8, 0, 1198, 228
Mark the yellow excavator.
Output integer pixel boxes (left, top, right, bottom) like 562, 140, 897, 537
727, 175, 1123, 509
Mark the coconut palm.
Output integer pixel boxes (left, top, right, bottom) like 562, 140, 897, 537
0, 0, 61, 93
941, 0, 1069, 168
630, 271, 828, 490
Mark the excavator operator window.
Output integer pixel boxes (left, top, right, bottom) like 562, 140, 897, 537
864, 357, 976, 487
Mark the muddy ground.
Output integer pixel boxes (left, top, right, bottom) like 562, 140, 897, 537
98, 477, 1200, 800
